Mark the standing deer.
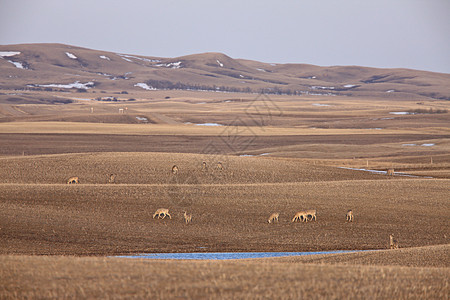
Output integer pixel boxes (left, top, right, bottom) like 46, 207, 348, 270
387, 168, 395, 176
172, 165, 179, 175
389, 234, 399, 249
108, 174, 116, 184
267, 213, 280, 224
217, 162, 224, 170
292, 211, 308, 223
183, 211, 192, 224
305, 209, 317, 222
153, 208, 171, 219
67, 177, 79, 184
346, 210, 354, 222
202, 161, 208, 171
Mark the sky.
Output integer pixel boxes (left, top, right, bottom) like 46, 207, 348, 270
1, 0, 449, 73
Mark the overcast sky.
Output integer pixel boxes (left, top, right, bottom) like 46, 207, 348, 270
1, 0, 449, 73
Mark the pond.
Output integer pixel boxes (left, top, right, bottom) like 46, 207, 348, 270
116, 250, 364, 260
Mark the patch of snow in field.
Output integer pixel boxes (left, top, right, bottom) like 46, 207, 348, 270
136, 117, 148, 122
117, 53, 160, 63
312, 103, 331, 107
259, 153, 270, 156
256, 68, 266, 72
197, 102, 206, 104
216, 60, 223, 67
421, 143, 435, 147
156, 61, 182, 68
7, 60, 26, 69
344, 84, 356, 88
134, 83, 157, 90
65, 52, 77, 59
389, 112, 413, 115
100, 55, 111, 60
239, 154, 254, 157
239, 75, 244, 78
311, 86, 335, 90
380, 117, 395, 120
0, 51, 21, 57
270, 63, 277, 66
30, 81, 94, 89
195, 123, 223, 126
386, 90, 395, 93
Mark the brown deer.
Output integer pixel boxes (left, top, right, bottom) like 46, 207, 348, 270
217, 162, 224, 170
292, 211, 308, 223
67, 177, 79, 184
389, 234, 399, 249
305, 209, 317, 222
153, 208, 171, 219
387, 168, 395, 176
172, 165, 179, 175
202, 161, 208, 171
346, 210, 354, 222
183, 211, 192, 224
108, 174, 116, 184
267, 213, 280, 224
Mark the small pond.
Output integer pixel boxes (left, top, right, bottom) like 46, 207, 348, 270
116, 250, 363, 260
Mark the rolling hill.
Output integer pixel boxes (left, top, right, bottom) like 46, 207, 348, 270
1, 43, 449, 104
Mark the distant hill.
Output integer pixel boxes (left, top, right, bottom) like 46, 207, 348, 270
1, 43, 449, 102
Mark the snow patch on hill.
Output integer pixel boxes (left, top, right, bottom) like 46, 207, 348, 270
0, 51, 21, 57
29, 81, 94, 89
134, 83, 157, 90
65, 52, 77, 59
100, 55, 111, 61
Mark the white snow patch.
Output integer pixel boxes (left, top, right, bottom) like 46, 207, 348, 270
216, 60, 224, 67
134, 83, 157, 90
117, 53, 160, 63
239, 75, 244, 78
386, 90, 395, 93
7, 60, 26, 69
100, 55, 111, 61
136, 117, 148, 122
0, 51, 21, 57
156, 61, 182, 68
30, 81, 94, 89
389, 112, 412, 115
312, 103, 331, 107
344, 84, 356, 88
256, 68, 266, 72
65, 52, 77, 59
239, 154, 255, 157
421, 143, 435, 147
195, 123, 223, 126
311, 86, 335, 90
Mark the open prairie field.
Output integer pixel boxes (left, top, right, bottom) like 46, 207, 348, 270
0, 45, 449, 298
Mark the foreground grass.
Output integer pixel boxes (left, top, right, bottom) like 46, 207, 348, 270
1, 245, 448, 299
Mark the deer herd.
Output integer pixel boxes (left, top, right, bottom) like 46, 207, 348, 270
66, 163, 399, 249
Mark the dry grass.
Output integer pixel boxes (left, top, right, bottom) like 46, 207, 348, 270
0, 245, 448, 299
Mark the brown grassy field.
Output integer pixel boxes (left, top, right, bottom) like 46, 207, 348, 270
0, 43, 449, 298
1, 245, 448, 299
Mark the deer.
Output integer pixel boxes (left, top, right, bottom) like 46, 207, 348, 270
67, 177, 79, 184
305, 209, 317, 222
389, 234, 399, 249
217, 162, 224, 170
108, 174, 116, 184
153, 208, 171, 219
292, 211, 308, 223
183, 211, 192, 224
346, 210, 354, 222
172, 165, 179, 175
267, 213, 280, 224
387, 168, 395, 176
202, 161, 208, 171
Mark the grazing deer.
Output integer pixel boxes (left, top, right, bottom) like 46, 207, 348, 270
267, 213, 280, 224
67, 177, 79, 184
217, 162, 224, 170
346, 210, 354, 222
172, 165, 179, 175
108, 174, 116, 184
183, 211, 192, 224
387, 168, 395, 176
153, 208, 171, 219
202, 161, 208, 171
389, 234, 399, 249
292, 211, 308, 223
305, 209, 317, 222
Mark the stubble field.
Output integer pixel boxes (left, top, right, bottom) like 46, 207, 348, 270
0, 92, 449, 299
